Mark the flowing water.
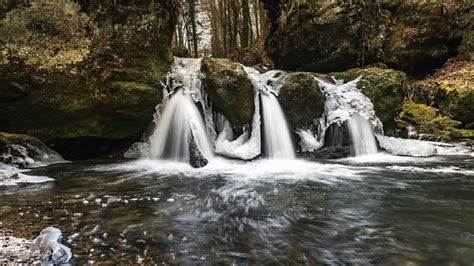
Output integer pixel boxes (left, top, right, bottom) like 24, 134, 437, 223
149, 90, 213, 162
260, 91, 295, 159
1, 155, 473, 264
347, 114, 378, 156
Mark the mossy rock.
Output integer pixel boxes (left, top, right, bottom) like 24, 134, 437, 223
397, 100, 471, 142
399, 101, 439, 126
201, 57, 254, 133
0, 1, 177, 158
405, 61, 474, 127
331, 67, 406, 135
278, 72, 325, 129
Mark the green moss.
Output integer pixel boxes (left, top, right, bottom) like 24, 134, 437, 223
201, 57, 254, 133
401, 101, 438, 124
397, 100, 471, 142
278, 72, 325, 129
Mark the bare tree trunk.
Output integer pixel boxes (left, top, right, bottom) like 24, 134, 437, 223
241, 0, 251, 48
188, 0, 199, 57
258, 1, 267, 37
253, 0, 260, 38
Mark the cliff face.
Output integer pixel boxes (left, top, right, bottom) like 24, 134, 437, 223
0, 1, 177, 158
261, 0, 471, 76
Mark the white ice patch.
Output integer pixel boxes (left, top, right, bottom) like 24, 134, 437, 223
0, 227, 71, 264
376, 135, 436, 157
377, 135, 473, 157
0, 162, 53, 186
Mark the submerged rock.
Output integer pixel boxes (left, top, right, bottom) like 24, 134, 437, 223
303, 147, 351, 160
189, 137, 208, 168
262, 0, 466, 75
0, 1, 177, 158
200, 57, 254, 134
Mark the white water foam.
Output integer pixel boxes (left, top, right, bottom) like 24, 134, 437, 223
387, 165, 474, 176
149, 90, 214, 162
94, 158, 370, 186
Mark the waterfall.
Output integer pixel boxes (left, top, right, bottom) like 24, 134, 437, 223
148, 57, 213, 162
129, 57, 298, 161
307, 77, 383, 156
242, 66, 295, 159
260, 91, 296, 159
347, 113, 378, 156
149, 90, 214, 162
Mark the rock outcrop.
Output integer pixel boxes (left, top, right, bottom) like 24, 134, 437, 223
200, 57, 255, 134
278, 72, 325, 129
398, 60, 474, 143
189, 137, 208, 168
331, 67, 406, 135
0, 1, 177, 158
262, 0, 468, 76
0, 132, 63, 168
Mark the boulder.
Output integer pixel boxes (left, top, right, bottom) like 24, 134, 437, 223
0, 132, 63, 168
188, 137, 208, 168
278, 72, 325, 129
0, 1, 177, 158
200, 57, 254, 134
262, 0, 466, 75
331, 67, 406, 135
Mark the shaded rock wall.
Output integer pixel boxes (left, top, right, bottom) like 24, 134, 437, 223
0, 1, 177, 158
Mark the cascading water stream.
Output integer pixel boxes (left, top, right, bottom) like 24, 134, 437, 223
243, 66, 296, 159
260, 91, 296, 159
215, 66, 295, 160
299, 77, 383, 156
149, 90, 214, 162
347, 113, 378, 156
